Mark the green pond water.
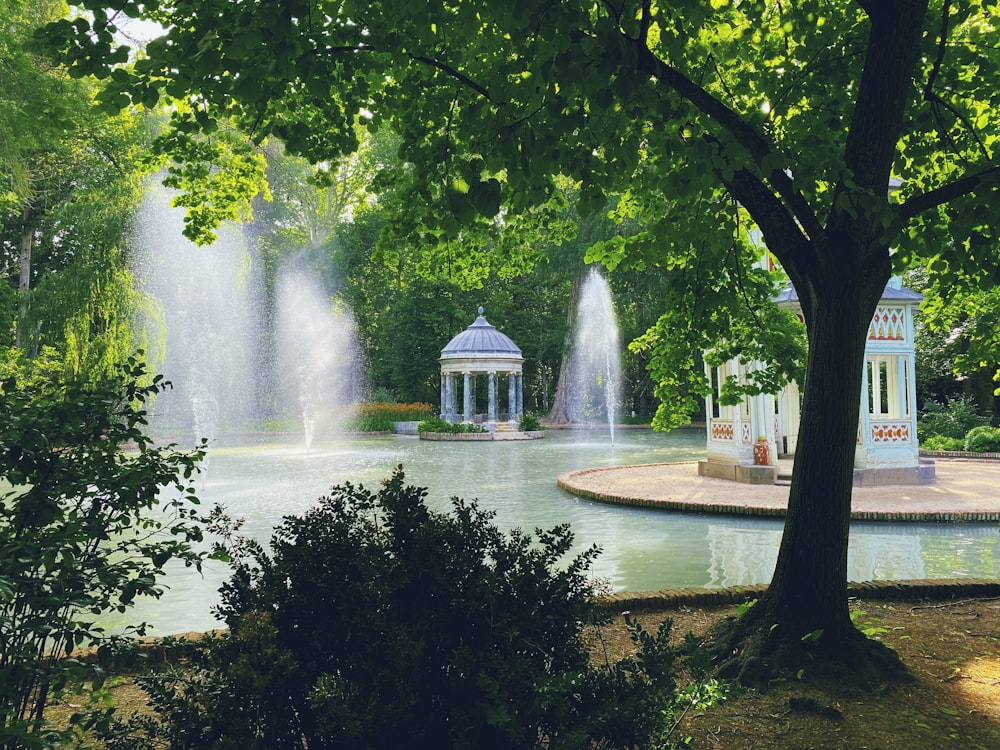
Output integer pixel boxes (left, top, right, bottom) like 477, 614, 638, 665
119, 428, 1000, 635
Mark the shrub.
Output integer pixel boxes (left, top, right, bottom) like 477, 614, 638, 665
417, 416, 487, 433
921, 434, 965, 451
0, 358, 214, 748
102, 470, 690, 750
918, 395, 988, 440
964, 425, 1000, 453
346, 402, 435, 432
518, 412, 544, 431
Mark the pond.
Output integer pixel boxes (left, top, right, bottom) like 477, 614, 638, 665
122, 428, 1000, 635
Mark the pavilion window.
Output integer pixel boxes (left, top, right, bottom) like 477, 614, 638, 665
866, 355, 908, 420
711, 367, 721, 419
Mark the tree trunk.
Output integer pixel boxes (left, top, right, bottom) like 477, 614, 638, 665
15, 206, 32, 350
761, 277, 878, 638
544, 267, 585, 424
716, 255, 908, 686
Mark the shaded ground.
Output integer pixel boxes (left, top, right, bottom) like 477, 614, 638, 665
591, 596, 1000, 749
48, 595, 999, 749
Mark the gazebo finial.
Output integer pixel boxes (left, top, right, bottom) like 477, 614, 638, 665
478, 305, 484, 316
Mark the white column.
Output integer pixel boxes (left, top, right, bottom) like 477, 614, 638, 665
897, 356, 908, 418
463, 372, 472, 422
508, 372, 516, 422
516, 373, 523, 420
488, 372, 497, 421
446, 374, 456, 422
442, 374, 448, 421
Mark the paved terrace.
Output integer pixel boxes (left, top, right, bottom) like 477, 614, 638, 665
558, 459, 1000, 522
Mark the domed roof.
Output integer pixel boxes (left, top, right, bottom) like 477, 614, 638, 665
440, 307, 522, 360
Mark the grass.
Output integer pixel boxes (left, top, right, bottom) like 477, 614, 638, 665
592, 596, 1000, 749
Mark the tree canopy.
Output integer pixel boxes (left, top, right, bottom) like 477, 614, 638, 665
40, 0, 1000, 682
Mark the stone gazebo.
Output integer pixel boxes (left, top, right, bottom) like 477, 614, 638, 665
439, 307, 523, 425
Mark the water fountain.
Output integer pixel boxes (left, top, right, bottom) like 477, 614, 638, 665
132, 181, 364, 446
132, 181, 264, 442
570, 268, 622, 444
275, 267, 366, 449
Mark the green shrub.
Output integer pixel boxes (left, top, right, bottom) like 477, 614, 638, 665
518, 412, 544, 431
102, 470, 692, 750
0, 358, 214, 748
918, 395, 988, 440
417, 416, 487, 433
921, 434, 965, 451
964, 425, 1000, 453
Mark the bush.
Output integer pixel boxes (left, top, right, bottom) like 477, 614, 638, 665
102, 470, 693, 750
918, 395, 988, 440
518, 412, 544, 431
964, 425, 1000, 453
346, 401, 434, 432
921, 434, 965, 451
417, 415, 487, 433
0, 358, 214, 748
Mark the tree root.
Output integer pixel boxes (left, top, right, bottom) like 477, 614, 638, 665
707, 613, 910, 690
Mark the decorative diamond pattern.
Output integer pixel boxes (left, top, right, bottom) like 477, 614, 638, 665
711, 421, 734, 441
868, 306, 906, 341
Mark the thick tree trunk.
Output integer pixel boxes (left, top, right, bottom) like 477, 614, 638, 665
761, 277, 880, 638
544, 267, 585, 424
715, 256, 908, 687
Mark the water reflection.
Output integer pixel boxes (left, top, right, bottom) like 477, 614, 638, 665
130, 429, 1000, 635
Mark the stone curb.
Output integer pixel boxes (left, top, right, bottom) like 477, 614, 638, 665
594, 578, 1000, 612
558, 466, 1000, 523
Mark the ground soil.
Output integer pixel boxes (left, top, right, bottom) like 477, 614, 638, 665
591, 596, 1000, 749
48, 596, 999, 749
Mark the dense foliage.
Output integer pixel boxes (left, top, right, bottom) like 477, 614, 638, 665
0, 1, 150, 381
0, 359, 212, 748
101, 470, 691, 749
519, 412, 544, 432
963, 425, 1000, 453
917, 395, 990, 442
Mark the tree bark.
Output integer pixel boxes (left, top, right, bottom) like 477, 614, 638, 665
760, 267, 883, 639
16, 206, 32, 350
544, 267, 585, 425
713, 254, 910, 687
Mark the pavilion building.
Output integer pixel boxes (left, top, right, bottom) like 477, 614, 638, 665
700, 277, 935, 486
439, 307, 524, 424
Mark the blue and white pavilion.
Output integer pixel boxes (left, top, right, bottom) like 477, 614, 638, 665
439, 307, 524, 424
700, 277, 934, 486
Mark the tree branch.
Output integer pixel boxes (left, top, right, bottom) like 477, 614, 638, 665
319, 44, 493, 102
722, 165, 818, 288
895, 165, 1000, 223
921, 0, 989, 162
838, 0, 928, 195
631, 39, 825, 243
923, 0, 951, 95
407, 53, 493, 102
